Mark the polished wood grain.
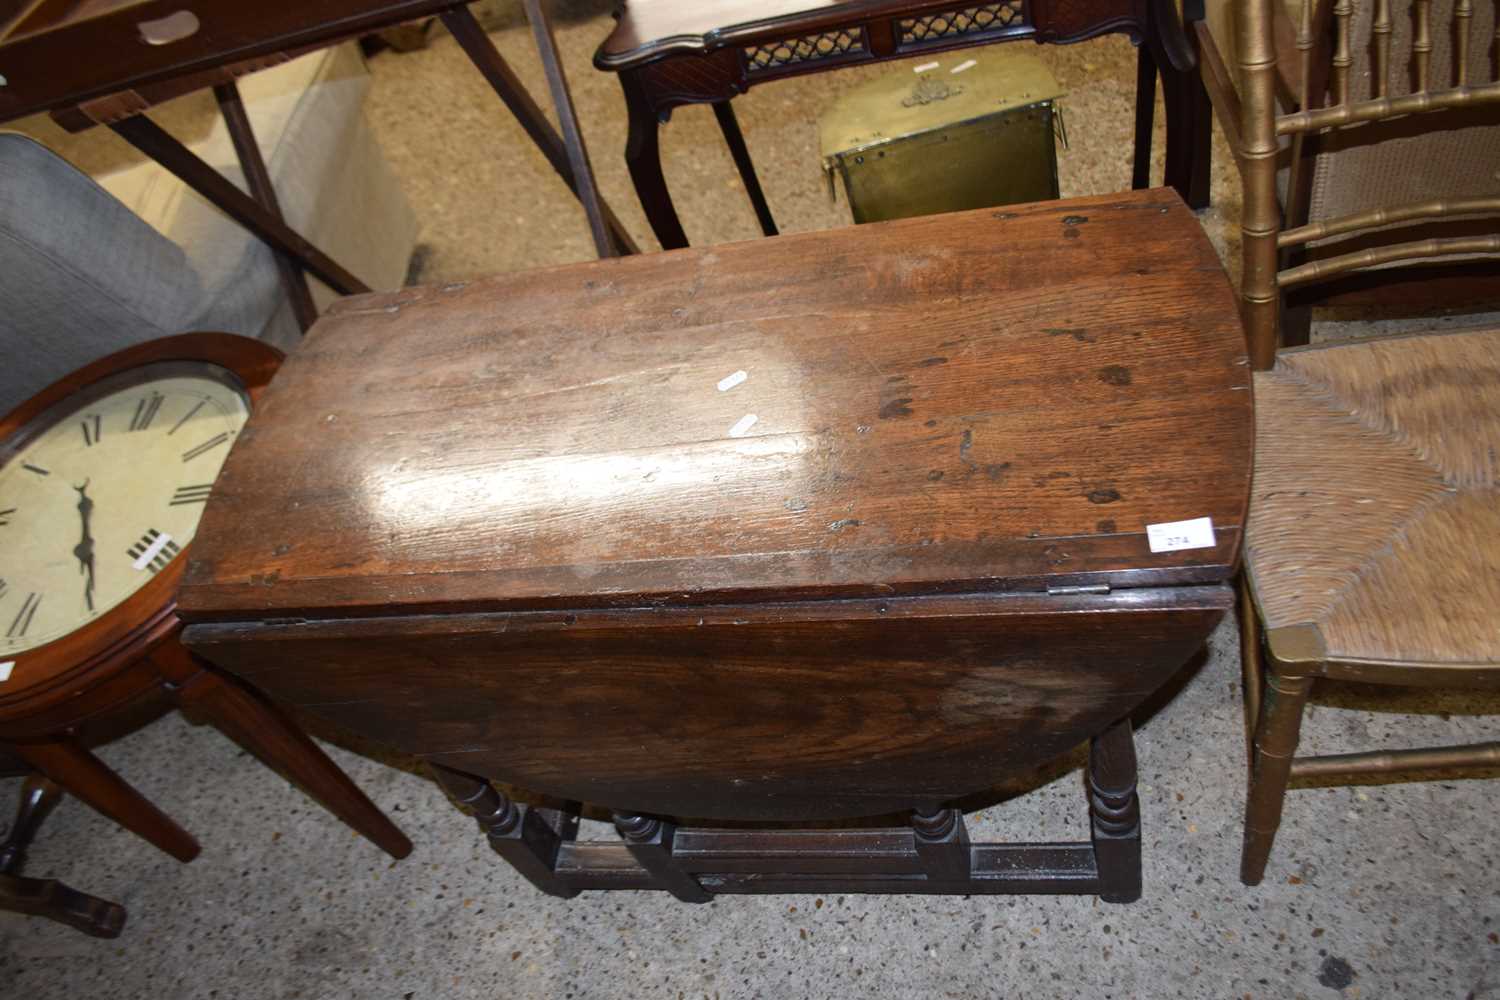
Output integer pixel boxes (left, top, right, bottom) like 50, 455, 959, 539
179, 189, 1251, 622
186, 587, 1226, 819
180, 188, 1249, 895
184, 590, 1230, 815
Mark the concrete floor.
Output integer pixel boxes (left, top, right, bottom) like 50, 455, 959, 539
3, 5, 1499, 998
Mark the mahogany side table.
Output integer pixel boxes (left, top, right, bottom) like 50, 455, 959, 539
179, 187, 1251, 901
593, 0, 1213, 249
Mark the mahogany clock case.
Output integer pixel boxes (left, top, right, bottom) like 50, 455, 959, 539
0, 333, 281, 739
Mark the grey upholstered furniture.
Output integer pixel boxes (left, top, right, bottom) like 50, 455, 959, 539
0, 43, 418, 414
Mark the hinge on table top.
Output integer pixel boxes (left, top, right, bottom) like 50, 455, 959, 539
1045, 583, 1111, 596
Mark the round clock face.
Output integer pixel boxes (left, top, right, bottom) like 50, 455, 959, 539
0, 362, 250, 655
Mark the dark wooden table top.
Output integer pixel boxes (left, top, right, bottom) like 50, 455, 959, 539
596, 0, 891, 65
0, 0, 459, 123
179, 188, 1251, 622
593, 0, 1138, 68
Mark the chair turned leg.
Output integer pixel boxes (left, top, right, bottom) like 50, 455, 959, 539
614, 812, 711, 903
1242, 668, 1313, 885
430, 763, 579, 899
621, 72, 690, 250
1089, 718, 1142, 904
13, 742, 199, 862
152, 643, 412, 860
0, 777, 127, 938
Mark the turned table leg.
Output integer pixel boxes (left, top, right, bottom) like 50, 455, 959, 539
430, 763, 579, 898
613, 812, 711, 903
1089, 718, 1142, 903
912, 806, 971, 880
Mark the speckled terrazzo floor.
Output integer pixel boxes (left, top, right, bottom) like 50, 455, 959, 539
3, 4, 1499, 998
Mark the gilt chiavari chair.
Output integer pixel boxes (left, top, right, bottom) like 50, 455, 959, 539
1195, 0, 1500, 885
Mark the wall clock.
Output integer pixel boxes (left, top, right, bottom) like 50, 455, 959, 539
0, 334, 408, 937
1, 338, 257, 659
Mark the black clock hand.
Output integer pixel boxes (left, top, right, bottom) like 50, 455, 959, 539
72, 479, 96, 612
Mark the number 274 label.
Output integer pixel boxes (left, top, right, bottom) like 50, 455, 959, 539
1146, 517, 1216, 553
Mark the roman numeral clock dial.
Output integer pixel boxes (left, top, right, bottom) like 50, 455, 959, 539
0, 369, 251, 656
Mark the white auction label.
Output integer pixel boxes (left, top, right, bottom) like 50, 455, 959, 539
1146, 516, 1216, 553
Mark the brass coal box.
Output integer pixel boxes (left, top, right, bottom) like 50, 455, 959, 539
820, 51, 1064, 224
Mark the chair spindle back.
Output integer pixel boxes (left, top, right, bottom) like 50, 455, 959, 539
1236, 0, 1500, 369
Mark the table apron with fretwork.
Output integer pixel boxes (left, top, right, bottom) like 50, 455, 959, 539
594, 0, 1211, 249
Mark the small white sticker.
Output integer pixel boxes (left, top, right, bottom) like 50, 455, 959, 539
717, 369, 748, 392
950, 59, 977, 74
913, 61, 940, 73
132, 531, 174, 570
728, 414, 758, 438
1146, 517, 1216, 553
0, 662, 13, 683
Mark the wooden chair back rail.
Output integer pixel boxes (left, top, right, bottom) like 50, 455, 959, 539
1277, 79, 1500, 131
1279, 194, 1500, 245
1278, 233, 1500, 284
1232, 0, 1500, 367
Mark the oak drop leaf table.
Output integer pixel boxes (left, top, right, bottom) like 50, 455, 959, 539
179, 188, 1252, 901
